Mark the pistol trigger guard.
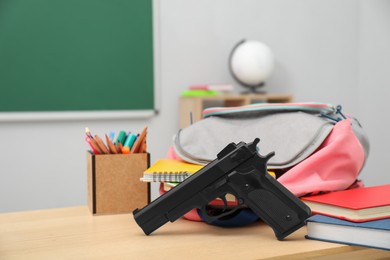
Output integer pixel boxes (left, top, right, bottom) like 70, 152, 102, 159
199, 205, 216, 223
198, 204, 243, 224
215, 204, 241, 219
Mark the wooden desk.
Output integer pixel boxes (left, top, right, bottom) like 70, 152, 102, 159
0, 206, 389, 259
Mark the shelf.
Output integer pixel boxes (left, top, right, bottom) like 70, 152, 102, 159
179, 93, 293, 128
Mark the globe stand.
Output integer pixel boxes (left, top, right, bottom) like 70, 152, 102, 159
240, 82, 266, 94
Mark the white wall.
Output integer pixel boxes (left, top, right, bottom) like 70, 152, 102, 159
357, 0, 390, 187
1, 0, 389, 212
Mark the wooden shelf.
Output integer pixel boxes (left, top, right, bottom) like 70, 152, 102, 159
179, 93, 293, 128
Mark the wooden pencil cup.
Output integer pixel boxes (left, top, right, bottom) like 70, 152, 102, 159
87, 151, 150, 215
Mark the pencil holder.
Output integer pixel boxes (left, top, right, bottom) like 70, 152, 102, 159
86, 151, 150, 215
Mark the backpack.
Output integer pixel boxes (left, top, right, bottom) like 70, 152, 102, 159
166, 102, 369, 225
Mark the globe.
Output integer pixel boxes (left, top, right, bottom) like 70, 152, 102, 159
229, 39, 275, 93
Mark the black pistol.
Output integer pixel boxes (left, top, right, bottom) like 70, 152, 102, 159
133, 138, 311, 240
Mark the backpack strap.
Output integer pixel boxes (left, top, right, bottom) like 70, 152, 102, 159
203, 102, 335, 118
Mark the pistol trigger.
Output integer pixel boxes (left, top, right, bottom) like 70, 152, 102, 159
219, 195, 228, 212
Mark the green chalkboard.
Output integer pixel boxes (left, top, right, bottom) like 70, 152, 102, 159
0, 0, 154, 112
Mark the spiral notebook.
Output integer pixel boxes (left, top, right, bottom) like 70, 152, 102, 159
141, 159, 203, 182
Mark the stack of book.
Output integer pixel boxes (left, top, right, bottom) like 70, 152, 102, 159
181, 84, 235, 97
302, 184, 390, 250
142, 159, 246, 211
141, 158, 277, 209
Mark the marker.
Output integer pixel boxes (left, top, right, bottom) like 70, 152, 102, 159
121, 146, 130, 154
109, 131, 115, 141
115, 131, 126, 145
124, 133, 137, 149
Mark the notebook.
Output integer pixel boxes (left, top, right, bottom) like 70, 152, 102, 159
301, 184, 390, 222
141, 159, 203, 182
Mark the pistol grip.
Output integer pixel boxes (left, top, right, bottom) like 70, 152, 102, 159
247, 189, 304, 240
